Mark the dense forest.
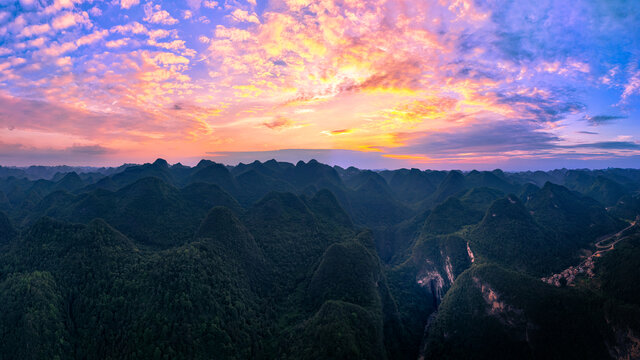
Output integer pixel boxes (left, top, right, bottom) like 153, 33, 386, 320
1, 159, 640, 359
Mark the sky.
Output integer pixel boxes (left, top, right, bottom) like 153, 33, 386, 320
0, 0, 639, 170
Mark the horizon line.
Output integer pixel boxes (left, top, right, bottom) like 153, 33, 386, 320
2, 157, 640, 174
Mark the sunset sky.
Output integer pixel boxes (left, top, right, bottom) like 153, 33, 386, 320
0, 0, 639, 169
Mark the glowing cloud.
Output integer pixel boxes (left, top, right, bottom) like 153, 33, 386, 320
0, 0, 638, 168
121, 0, 140, 10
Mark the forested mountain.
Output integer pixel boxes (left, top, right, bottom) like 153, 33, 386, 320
1, 159, 640, 359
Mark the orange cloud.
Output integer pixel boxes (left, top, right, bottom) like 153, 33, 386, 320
262, 116, 297, 130
2, 0, 622, 168
329, 129, 353, 135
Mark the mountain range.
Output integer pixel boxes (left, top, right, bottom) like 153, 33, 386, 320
1, 159, 640, 359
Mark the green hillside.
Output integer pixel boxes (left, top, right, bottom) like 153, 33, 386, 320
1, 160, 640, 359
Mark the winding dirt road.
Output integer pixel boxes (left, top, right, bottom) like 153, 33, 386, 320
542, 219, 637, 286
593, 220, 637, 256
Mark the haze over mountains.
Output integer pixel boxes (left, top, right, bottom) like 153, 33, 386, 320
1, 159, 640, 359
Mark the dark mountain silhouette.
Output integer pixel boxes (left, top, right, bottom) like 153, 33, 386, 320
0, 210, 16, 243
469, 195, 559, 275
421, 197, 483, 235
189, 162, 238, 194
386, 168, 437, 203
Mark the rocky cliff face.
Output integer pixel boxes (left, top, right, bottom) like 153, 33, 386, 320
415, 239, 477, 358
608, 325, 640, 359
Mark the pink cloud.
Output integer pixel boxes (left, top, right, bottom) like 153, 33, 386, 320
229, 9, 260, 24
143, 2, 179, 25
19, 23, 51, 37
120, 0, 140, 10
0, 0, 637, 168
105, 38, 130, 48
55, 56, 72, 66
